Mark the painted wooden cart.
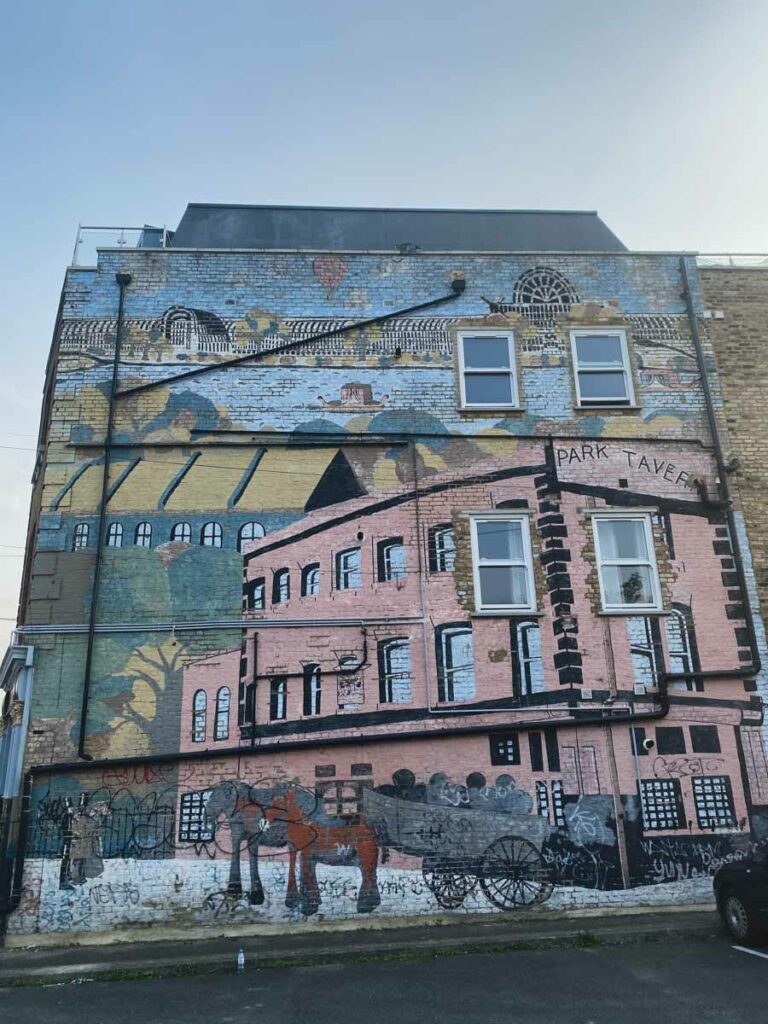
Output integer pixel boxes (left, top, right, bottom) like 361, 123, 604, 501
362, 789, 555, 911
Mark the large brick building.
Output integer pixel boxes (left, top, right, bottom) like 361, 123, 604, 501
1, 207, 766, 939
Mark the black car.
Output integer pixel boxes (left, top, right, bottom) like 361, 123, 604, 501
714, 846, 768, 943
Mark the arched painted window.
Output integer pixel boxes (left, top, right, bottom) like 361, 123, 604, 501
72, 523, 89, 551
336, 547, 362, 590
303, 664, 321, 716
428, 525, 455, 572
214, 686, 230, 741
237, 521, 265, 553
377, 638, 412, 704
435, 624, 475, 702
301, 563, 320, 597
135, 522, 152, 548
272, 569, 290, 604
243, 577, 266, 611
201, 522, 223, 548
106, 523, 123, 548
270, 677, 288, 721
192, 690, 207, 743
376, 537, 406, 582
171, 522, 192, 543
510, 620, 544, 698
665, 603, 701, 692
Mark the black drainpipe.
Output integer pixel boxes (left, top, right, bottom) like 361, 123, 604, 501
76, 271, 131, 760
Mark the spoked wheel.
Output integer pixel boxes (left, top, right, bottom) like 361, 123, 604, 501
479, 836, 554, 910
422, 857, 478, 909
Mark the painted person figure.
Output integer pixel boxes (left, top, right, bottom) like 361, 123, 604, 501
59, 793, 109, 888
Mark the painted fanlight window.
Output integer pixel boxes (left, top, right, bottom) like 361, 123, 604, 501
303, 664, 322, 716
336, 547, 362, 590
428, 524, 456, 572
435, 624, 476, 702
201, 521, 223, 548
170, 522, 192, 543
377, 638, 412, 703
457, 330, 519, 409
665, 603, 702, 692
570, 329, 635, 407
376, 537, 406, 582
214, 686, 230, 741
270, 677, 288, 721
301, 563, 321, 597
72, 522, 89, 550
238, 521, 265, 553
469, 514, 535, 612
510, 620, 544, 697
272, 568, 290, 605
626, 617, 664, 690
106, 522, 123, 548
135, 522, 152, 548
192, 690, 207, 743
244, 577, 266, 611
592, 514, 661, 612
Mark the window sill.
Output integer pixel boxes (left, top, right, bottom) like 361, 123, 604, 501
598, 609, 666, 617
574, 404, 641, 412
459, 406, 526, 415
471, 610, 543, 618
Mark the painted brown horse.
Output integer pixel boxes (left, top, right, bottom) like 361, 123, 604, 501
262, 789, 381, 916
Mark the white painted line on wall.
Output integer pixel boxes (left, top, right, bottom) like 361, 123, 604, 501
732, 945, 768, 960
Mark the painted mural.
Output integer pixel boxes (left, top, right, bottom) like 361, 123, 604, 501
3, 253, 768, 937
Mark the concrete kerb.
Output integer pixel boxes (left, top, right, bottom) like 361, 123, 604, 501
0, 906, 723, 988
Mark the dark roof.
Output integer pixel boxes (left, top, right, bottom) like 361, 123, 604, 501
171, 204, 626, 252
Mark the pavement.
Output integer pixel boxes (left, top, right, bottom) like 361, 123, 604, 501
2, 931, 767, 1024
0, 906, 726, 987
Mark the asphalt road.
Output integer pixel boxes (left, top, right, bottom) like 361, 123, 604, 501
2, 936, 766, 1024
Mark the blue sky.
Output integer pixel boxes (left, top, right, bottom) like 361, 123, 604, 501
0, 0, 766, 627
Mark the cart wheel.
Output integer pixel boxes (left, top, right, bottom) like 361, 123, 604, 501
479, 836, 554, 910
422, 857, 478, 909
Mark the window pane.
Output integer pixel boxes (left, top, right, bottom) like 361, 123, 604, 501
464, 373, 514, 406
462, 336, 510, 369
575, 335, 624, 366
479, 565, 528, 606
602, 565, 654, 606
597, 519, 648, 560
476, 519, 524, 561
578, 371, 628, 400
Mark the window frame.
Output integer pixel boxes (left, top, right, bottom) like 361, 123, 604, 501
303, 663, 322, 716
457, 329, 520, 411
106, 522, 123, 548
377, 637, 413, 704
428, 524, 456, 573
301, 563, 321, 597
237, 521, 264, 553
272, 568, 290, 605
72, 523, 90, 551
214, 686, 230, 741
201, 521, 223, 548
269, 676, 288, 721
376, 536, 406, 582
192, 689, 207, 743
336, 546, 362, 591
435, 623, 476, 703
592, 512, 662, 614
569, 328, 636, 408
170, 522, 192, 544
468, 512, 536, 614
134, 521, 153, 548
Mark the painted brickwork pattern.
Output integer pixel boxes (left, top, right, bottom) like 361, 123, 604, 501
2, 248, 767, 939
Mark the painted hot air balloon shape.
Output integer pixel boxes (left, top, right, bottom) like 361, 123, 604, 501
313, 254, 348, 299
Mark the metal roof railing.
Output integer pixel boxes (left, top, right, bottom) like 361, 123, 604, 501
697, 254, 768, 269
71, 225, 170, 267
